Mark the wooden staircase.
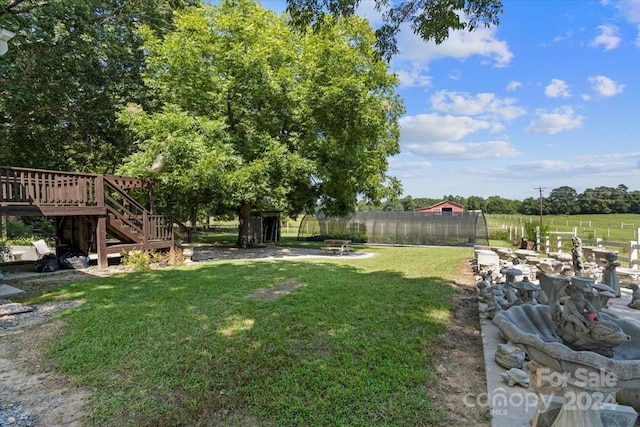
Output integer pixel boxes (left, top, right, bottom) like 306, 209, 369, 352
0, 166, 182, 268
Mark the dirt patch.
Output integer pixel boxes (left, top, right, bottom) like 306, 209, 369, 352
0, 320, 91, 427
0, 267, 127, 426
245, 277, 304, 301
425, 258, 491, 426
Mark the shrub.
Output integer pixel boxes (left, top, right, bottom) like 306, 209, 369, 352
489, 229, 510, 241
121, 250, 162, 271
121, 248, 185, 271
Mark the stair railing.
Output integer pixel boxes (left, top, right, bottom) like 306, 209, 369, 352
103, 176, 174, 243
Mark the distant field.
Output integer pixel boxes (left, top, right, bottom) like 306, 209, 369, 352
485, 213, 640, 242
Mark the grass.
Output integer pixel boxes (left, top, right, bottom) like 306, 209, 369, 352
486, 213, 640, 242
39, 244, 471, 426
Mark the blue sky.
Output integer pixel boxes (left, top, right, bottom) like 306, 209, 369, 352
257, 1, 640, 200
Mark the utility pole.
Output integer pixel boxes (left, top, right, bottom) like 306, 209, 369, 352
535, 186, 546, 226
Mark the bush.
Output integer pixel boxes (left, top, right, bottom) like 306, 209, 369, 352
121, 248, 185, 271
524, 222, 549, 242
3, 217, 55, 245
489, 229, 510, 241
121, 250, 162, 271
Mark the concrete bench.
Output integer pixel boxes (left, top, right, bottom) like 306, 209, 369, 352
11, 251, 26, 261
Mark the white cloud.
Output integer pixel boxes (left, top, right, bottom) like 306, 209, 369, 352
399, 113, 520, 160
552, 30, 574, 43
545, 79, 571, 98
578, 151, 640, 161
388, 158, 432, 170
608, 1, 640, 46
404, 140, 520, 160
615, 0, 640, 24
504, 158, 636, 179
590, 24, 621, 50
429, 90, 526, 121
400, 113, 493, 143
448, 69, 462, 80
588, 75, 625, 97
506, 80, 522, 91
395, 66, 433, 88
355, 1, 384, 26
526, 106, 585, 134
391, 20, 513, 84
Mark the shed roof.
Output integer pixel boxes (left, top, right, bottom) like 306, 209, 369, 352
415, 200, 464, 211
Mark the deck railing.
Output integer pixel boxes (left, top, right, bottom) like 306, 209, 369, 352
1, 166, 174, 244
0, 166, 99, 206
103, 176, 173, 243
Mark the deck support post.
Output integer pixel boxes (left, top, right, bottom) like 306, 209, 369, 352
96, 216, 107, 269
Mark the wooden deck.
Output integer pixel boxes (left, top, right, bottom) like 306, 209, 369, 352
1, 166, 179, 269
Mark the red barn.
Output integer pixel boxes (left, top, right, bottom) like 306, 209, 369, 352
415, 200, 464, 215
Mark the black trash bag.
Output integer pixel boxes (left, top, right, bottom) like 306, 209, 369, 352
35, 253, 61, 273
59, 249, 89, 270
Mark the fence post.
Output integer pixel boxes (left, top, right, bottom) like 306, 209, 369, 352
557, 236, 563, 253
630, 229, 640, 270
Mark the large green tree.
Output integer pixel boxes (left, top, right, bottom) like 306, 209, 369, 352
286, 0, 503, 60
119, 0, 404, 242
0, 0, 197, 172
546, 185, 578, 215
576, 186, 629, 215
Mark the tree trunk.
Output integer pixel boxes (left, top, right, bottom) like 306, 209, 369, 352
205, 208, 211, 231
189, 206, 198, 232
237, 202, 252, 247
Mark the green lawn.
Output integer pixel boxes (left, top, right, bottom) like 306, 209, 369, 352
38, 245, 472, 426
486, 213, 640, 242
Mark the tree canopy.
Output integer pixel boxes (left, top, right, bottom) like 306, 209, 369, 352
286, 0, 503, 60
0, 0, 197, 172
118, 0, 404, 238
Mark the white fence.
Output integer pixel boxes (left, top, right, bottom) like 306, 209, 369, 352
535, 227, 639, 270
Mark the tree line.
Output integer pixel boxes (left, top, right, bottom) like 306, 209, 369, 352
366, 184, 640, 215
0, 0, 502, 240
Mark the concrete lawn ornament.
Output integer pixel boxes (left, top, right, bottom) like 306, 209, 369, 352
500, 368, 530, 388
495, 342, 526, 369
628, 283, 640, 310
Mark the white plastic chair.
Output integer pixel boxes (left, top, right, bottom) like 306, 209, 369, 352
32, 239, 55, 259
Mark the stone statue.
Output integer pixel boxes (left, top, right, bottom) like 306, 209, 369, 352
495, 342, 526, 369
602, 251, 621, 297
628, 283, 640, 310
476, 270, 493, 301
500, 368, 530, 388
557, 284, 629, 357
538, 274, 630, 357
561, 284, 597, 334
571, 236, 583, 275
485, 289, 502, 319
502, 279, 520, 307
